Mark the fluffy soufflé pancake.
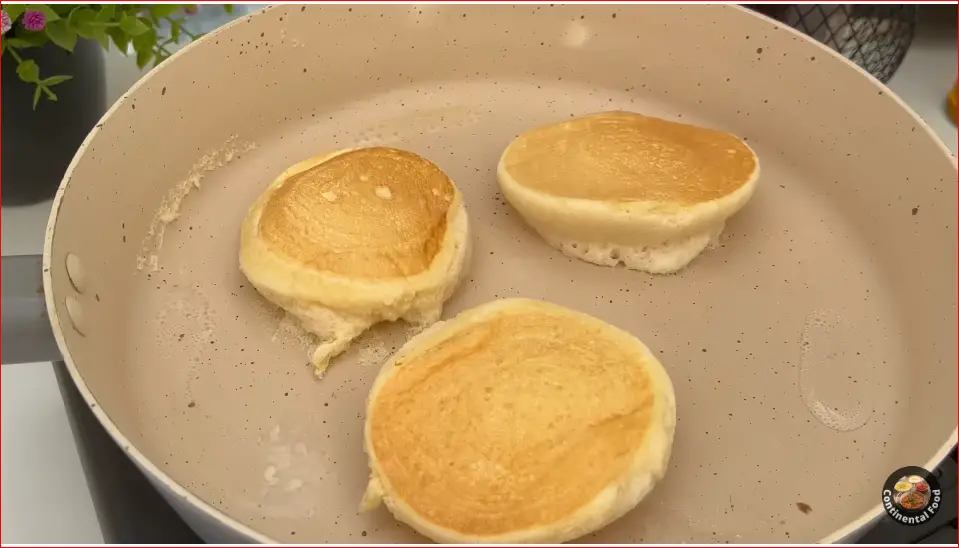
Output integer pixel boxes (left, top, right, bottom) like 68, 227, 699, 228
366, 300, 669, 538
257, 147, 454, 278
501, 111, 757, 205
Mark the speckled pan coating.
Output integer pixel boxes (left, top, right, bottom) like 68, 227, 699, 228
43, 4, 957, 544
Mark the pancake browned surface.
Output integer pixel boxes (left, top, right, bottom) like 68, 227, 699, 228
497, 111, 760, 274
258, 147, 453, 278
362, 298, 676, 543
502, 110, 756, 203
240, 147, 470, 375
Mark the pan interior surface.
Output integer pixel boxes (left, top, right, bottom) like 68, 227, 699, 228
45, 5, 957, 543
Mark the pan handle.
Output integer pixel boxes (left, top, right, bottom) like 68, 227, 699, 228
1, 254, 62, 365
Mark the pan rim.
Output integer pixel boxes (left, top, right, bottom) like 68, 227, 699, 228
41, 4, 957, 543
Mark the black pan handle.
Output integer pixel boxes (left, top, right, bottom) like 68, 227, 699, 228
1, 254, 62, 364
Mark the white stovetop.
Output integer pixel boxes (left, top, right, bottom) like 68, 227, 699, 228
2, 16, 956, 544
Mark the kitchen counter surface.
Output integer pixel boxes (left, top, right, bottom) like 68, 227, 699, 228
2, 7, 956, 543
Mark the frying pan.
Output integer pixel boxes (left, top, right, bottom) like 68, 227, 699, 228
9, 3, 958, 543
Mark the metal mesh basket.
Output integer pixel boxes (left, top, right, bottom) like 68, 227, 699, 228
747, 4, 918, 83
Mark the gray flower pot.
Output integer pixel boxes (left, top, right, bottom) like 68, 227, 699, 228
2, 38, 106, 206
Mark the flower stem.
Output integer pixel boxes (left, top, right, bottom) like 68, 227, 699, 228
7, 46, 23, 63
164, 16, 199, 40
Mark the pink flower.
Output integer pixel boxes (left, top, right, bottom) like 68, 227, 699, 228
22, 10, 46, 31
1, 10, 12, 35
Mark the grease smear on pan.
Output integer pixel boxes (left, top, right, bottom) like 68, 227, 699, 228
271, 311, 315, 351
243, 424, 326, 520
798, 309, 874, 432
136, 135, 257, 272
154, 283, 218, 404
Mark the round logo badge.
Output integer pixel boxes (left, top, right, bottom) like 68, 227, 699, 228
881, 466, 942, 526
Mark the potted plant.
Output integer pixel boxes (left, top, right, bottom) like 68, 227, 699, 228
1, 4, 229, 205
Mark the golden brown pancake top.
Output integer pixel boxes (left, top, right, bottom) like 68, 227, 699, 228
369, 306, 655, 535
502, 111, 757, 205
258, 147, 454, 279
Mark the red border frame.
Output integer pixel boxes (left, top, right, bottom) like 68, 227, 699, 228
0, 2, 955, 546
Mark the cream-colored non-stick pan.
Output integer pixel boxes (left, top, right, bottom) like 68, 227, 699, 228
25, 3, 959, 543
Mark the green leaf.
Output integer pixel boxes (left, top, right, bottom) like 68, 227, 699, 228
132, 28, 156, 54
66, 6, 83, 24
32, 85, 43, 109
41, 74, 73, 86
5, 38, 33, 48
138, 16, 154, 31
95, 4, 115, 23
17, 59, 40, 82
107, 27, 129, 53
13, 26, 49, 47
136, 47, 153, 69
5, 5, 26, 22
68, 7, 98, 39
170, 20, 180, 43
44, 20, 77, 52
223, 5, 234, 15
149, 5, 179, 19
51, 4, 78, 17
89, 25, 108, 42
119, 13, 149, 36
25, 4, 60, 22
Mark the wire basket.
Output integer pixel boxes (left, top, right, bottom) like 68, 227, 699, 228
747, 4, 918, 83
